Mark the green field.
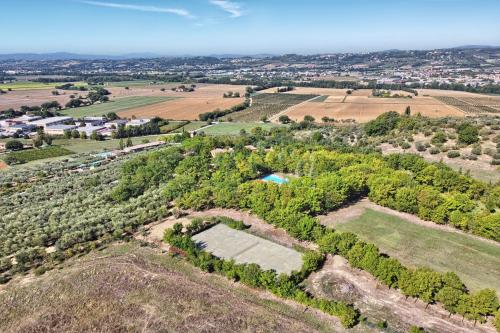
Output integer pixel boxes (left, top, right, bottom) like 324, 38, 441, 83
331, 208, 500, 294
60, 96, 177, 118
201, 122, 283, 135
1, 146, 73, 164
0, 81, 87, 90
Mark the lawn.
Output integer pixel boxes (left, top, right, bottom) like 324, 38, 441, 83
332, 208, 500, 294
60, 96, 177, 118
0, 81, 87, 90
201, 122, 283, 135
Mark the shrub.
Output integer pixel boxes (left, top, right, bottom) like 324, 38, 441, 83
415, 142, 426, 152
447, 151, 460, 158
429, 147, 440, 155
471, 145, 482, 155
431, 131, 447, 145
5, 140, 24, 151
401, 142, 411, 150
457, 123, 479, 145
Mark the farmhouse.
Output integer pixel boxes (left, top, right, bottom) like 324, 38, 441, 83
32, 116, 73, 129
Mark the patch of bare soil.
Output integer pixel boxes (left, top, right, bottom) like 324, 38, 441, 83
307, 256, 496, 333
318, 198, 500, 247
135, 217, 192, 251
0, 244, 344, 333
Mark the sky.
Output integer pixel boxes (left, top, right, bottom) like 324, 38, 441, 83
1, 0, 499, 55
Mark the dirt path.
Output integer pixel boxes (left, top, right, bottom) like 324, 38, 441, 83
308, 256, 496, 333
318, 198, 500, 247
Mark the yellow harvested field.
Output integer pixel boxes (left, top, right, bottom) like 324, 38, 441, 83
260, 87, 373, 96
325, 96, 346, 102
416, 89, 489, 97
0, 83, 247, 120
280, 96, 464, 123
118, 96, 245, 120
116, 84, 247, 120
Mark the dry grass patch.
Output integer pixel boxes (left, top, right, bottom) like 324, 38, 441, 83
0, 243, 339, 333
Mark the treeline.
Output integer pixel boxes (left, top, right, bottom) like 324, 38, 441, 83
198, 99, 250, 121
81, 74, 186, 85
111, 118, 164, 139
65, 86, 110, 108
0, 102, 62, 121
164, 218, 359, 328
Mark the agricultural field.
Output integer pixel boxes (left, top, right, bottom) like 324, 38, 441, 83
416, 89, 493, 97
0, 243, 339, 333
434, 96, 500, 114
60, 96, 176, 118
200, 122, 282, 135
0, 146, 73, 164
260, 87, 372, 96
0, 81, 87, 91
0, 88, 83, 110
280, 94, 464, 123
105, 80, 180, 88
228, 93, 317, 121
117, 84, 247, 120
320, 203, 500, 294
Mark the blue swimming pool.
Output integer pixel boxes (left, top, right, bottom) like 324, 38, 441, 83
262, 174, 289, 184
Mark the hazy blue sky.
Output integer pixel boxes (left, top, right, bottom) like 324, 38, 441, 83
1, 0, 499, 55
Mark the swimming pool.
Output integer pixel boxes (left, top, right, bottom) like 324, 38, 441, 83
262, 174, 289, 184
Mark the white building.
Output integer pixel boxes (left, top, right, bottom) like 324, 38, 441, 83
12, 115, 42, 123
45, 124, 78, 135
77, 125, 106, 136
126, 118, 151, 127
32, 116, 74, 129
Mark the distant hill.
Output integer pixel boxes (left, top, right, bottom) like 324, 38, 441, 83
0, 46, 498, 61
0, 52, 163, 61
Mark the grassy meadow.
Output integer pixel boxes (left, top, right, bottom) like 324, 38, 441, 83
332, 208, 500, 294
